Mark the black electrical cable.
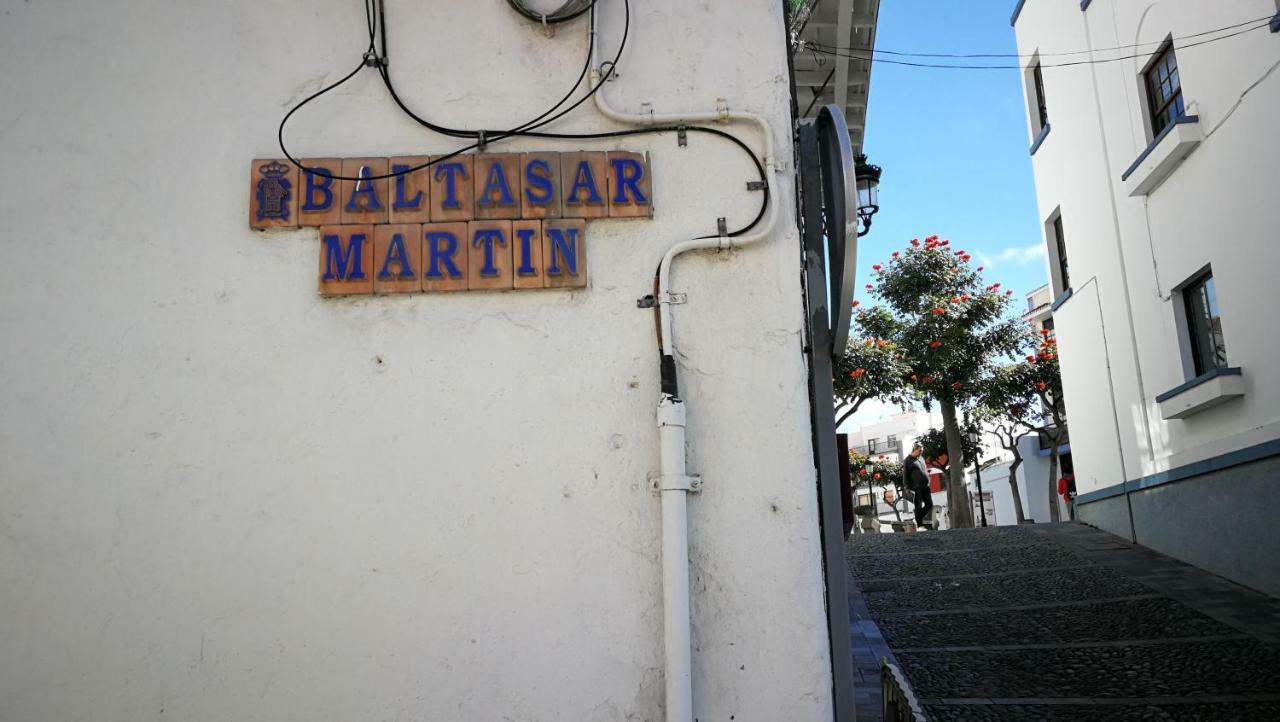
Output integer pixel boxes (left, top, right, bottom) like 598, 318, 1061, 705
808, 14, 1274, 59
277, 0, 769, 239
373, 0, 598, 140
808, 17, 1272, 70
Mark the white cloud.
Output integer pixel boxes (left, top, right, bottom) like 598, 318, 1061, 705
976, 243, 1046, 269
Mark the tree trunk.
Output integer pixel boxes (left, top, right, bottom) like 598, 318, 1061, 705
1047, 440, 1062, 523
940, 399, 975, 529
1006, 453, 1027, 524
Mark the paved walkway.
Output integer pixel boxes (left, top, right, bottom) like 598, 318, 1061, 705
846, 522, 1280, 720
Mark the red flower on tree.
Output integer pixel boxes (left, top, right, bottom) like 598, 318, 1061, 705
873, 264, 882, 271
851, 368, 866, 378
930, 340, 943, 349
952, 382, 963, 390
932, 307, 946, 315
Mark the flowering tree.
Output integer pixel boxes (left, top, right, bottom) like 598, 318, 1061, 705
832, 322, 908, 427
918, 425, 981, 481
856, 236, 1027, 528
975, 329, 1066, 523
849, 451, 906, 522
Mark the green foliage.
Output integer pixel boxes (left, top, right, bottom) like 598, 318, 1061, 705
918, 426, 981, 474
849, 451, 905, 492
832, 331, 910, 418
857, 237, 1027, 406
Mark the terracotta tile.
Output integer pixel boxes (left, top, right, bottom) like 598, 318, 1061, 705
373, 224, 423, 294
421, 222, 470, 293
298, 158, 343, 226
511, 220, 545, 290
607, 151, 654, 218
473, 154, 522, 220
388, 156, 432, 224
561, 151, 609, 219
542, 219, 587, 288
318, 225, 375, 296
340, 157, 389, 224
520, 152, 562, 219
249, 159, 299, 229
429, 155, 474, 222
467, 220, 514, 292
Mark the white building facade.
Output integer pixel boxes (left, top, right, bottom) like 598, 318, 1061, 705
1013, 0, 1280, 595
0, 2, 873, 719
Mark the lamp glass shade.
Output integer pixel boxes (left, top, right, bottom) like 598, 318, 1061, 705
857, 175, 878, 214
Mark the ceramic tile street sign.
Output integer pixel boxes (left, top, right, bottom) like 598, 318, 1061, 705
249, 151, 652, 295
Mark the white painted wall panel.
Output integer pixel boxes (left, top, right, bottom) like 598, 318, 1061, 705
0, 2, 833, 720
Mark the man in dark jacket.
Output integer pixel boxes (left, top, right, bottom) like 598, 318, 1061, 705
905, 444, 934, 529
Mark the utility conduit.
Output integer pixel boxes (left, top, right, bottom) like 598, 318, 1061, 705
589, 7, 782, 722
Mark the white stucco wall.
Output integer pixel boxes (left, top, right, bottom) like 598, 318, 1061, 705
1013, 0, 1280, 495
0, 2, 835, 720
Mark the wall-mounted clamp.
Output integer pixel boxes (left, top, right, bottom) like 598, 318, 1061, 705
715, 98, 730, 123
637, 292, 687, 308
746, 181, 767, 191
650, 473, 703, 493
477, 130, 488, 152
677, 126, 688, 147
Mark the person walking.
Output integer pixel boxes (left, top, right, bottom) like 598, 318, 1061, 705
905, 444, 934, 529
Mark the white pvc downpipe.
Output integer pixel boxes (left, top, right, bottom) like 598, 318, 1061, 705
656, 396, 692, 721
589, 8, 782, 722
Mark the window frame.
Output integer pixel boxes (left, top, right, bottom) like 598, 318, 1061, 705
1032, 61, 1049, 130
1045, 208, 1070, 297
1179, 269, 1228, 377
1143, 40, 1184, 138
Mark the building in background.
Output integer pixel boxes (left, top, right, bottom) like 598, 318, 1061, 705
1022, 283, 1054, 335
1013, 1, 1280, 595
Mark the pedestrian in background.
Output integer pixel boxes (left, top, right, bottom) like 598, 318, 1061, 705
906, 444, 933, 529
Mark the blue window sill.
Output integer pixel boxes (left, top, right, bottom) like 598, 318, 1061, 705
1271, 12, 1280, 33
1029, 122, 1051, 156
1154, 366, 1241, 403
1081, 0, 1092, 10
1011, 0, 1027, 26
1050, 287, 1073, 311
1121, 114, 1199, 181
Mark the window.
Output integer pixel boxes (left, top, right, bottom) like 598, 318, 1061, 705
1042, 318, 1055, 335
1048, 213, 1070, 293
1182, 271, 1227, 375
886, 434, 898, 448
867, 438, 879, 453
1145, 42, 1184, 136
1032, 62, 1049, 130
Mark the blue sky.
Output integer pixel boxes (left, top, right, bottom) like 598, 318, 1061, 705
842, 1, 1048, 428
858, 2, 1047, 298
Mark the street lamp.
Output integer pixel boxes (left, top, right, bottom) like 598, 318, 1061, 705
854, 153, 881, 237
864, 459, 880, 521
967, 431, 988, 527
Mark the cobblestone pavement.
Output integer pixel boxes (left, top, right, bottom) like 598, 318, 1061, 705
846, 522, 1280, 721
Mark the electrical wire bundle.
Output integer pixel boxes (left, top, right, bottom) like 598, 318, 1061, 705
277, 0, 769, 239
802, 14, 1275, 70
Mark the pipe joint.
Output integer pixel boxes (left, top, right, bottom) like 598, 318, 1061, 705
657, 396, 686, 427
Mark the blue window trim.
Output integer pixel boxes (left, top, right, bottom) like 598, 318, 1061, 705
1011, 0, 1027, 26
1081, 0, 1093, 10
1153, 366, 1241, 404
1050, 287, 1073, 311
1120, 114, 1199, 181
1029, 122, 1051, 155
1075, 436, 1280, 505
1038, 442, 1071, 458
1271, 12, 1280, 33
